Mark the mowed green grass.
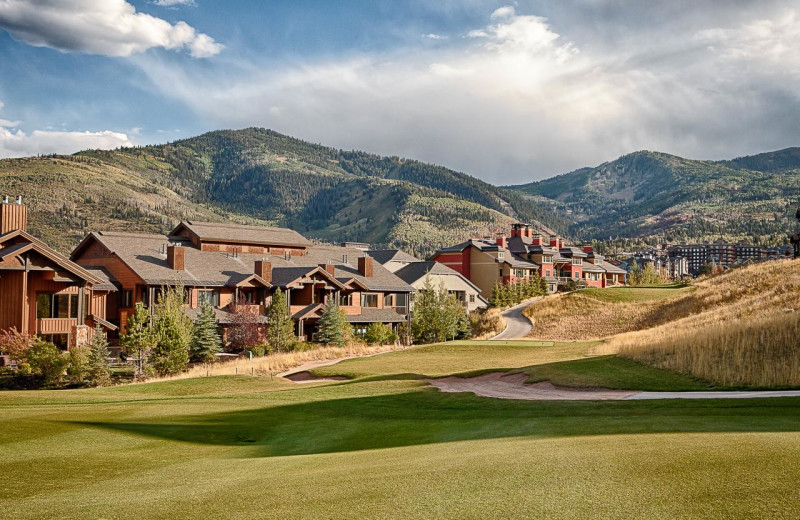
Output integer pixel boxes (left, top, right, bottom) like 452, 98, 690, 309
2, 340, 800, 519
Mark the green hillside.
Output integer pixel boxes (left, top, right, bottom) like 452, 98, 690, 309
0, 128, 566, 257
508, 149, 800, 245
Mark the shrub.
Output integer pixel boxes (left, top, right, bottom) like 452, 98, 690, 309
0, 328, 35, 367
364, 322, 397, 345
26, 341, 69, 387
66, 347, 90, 385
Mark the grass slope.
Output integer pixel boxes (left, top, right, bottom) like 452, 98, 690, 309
3, 339, 800, 519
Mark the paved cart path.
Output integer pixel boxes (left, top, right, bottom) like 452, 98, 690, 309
491, 299, 541, 340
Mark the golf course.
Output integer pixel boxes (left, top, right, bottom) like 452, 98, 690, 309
3, 336, 800, 520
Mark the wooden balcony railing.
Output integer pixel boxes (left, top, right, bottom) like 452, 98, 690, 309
36, 318, 76, 334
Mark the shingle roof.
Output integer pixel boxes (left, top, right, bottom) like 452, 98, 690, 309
598, 260, 627, 274
366, 249, 421, 265
1, 229, 103, 285
173, 221, 312, 248
82, 266, 119, 291
346, 308, 407, 323
73, 232, 413, 293
395, 261, 486, 295
184, 306, 268, 325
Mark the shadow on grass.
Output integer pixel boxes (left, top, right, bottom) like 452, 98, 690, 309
75, 388, 800, 458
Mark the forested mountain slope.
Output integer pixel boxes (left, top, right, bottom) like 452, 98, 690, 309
508, 149, 800, 245
0, 128, 566, 256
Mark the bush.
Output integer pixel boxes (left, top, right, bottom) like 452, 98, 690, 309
26, 341, 69, 387
248, 344, 269, 357
364, 322, 397, 345
66, 347, 90, 385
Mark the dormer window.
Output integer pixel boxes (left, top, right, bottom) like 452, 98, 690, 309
497, 251, 504, 259
572, 258, 582, 265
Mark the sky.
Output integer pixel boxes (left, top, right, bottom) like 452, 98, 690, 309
0, 0, 799, 184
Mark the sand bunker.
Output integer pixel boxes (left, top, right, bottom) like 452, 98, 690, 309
426, 372, 800, 401
427, 372, 636, 401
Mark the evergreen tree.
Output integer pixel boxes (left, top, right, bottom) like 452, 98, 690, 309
489, 283, 503, 307
266, 288, 296, 352
87, 324, 111, 387
150, 285, 192, 376
317, 299, 349, 346
120, 302, 154, 375
629, 259, 642, 286
190, 299, 221, 362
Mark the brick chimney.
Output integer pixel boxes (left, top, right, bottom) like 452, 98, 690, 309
531, 233, 542, 246
549, 236, 562, 250
496, 234, 507, 249
320, 263, 336, 276
511, 223, 523, 238
255, 259, 272, 283
167, 245, 185, 271
0, 196, 28, 234
583, 245, 594, 253
358, 256, 373, 278
523, 225, 532, 239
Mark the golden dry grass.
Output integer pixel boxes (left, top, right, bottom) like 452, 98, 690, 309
470, 308, 506, 340
618, 311, 800, 387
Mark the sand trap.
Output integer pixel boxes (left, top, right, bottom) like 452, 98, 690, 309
427, 372, 636, 401
427, 372, 800, 401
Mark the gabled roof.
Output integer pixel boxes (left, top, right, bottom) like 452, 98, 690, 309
82, 266, 119, 292
395, 261, 486, 295
171, 221, 312, 248
366, 249, 421, 265
271, 266, 346, 290
436, 238, 499, 254
598, 260, 627, 274
70, 232, 414, 293
345, 308, 407, 323
0, 230, 102, 284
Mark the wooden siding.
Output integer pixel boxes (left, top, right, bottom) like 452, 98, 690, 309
0, 203, 28, 234
37, 318, 76, 334
0, 270, 25, 332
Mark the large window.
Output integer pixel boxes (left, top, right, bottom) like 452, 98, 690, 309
339, 293, 353, 306
36, 293, 78, 319
120, 290, 133, 308
361, 293, 378, 308
198, 290, 220, 307
395, 293, 408, 308
383, 294, 393, 307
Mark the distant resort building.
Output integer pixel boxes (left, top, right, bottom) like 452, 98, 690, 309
430, 223, 627, 298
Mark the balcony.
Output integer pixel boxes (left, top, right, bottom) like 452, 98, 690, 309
36, 318, 76, 334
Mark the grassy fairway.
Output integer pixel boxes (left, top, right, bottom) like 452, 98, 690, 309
2, 341, 800, 519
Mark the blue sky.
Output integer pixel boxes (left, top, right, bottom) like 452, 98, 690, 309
1, 0, 799, 184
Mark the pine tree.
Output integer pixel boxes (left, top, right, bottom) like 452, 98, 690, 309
150, 285, 191, 376
120, 302, 154, 375
317, 299, 349, 346
87, 324, 111, 387
489, 283, 503, 307
266, 288, 295, 352
190, 299, 221, 362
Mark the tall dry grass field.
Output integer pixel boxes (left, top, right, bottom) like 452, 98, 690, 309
598, 259, 800, 387
619, 311, 800, 387
470, 308, 506, 340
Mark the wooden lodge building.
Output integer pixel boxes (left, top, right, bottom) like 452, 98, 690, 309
430, 223, 627, 298
69, 221, 413, 343
0, 198, 118, 350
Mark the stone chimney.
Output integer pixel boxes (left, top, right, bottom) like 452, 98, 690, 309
0, 196, 28, 234
255, 259, 272, 283
320, 263, 336, 276
167, 245, 185, 271
358, 256, 374, 278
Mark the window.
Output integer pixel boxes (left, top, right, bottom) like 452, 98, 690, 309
198, 290, 220, 307
40, 333, 69, 349
361, 293, 378, 308
469, 294, 476, 303
121, 290, 133, 308
395, 293, 408, 308
383, 294, 393, 307
497, 252, 504, 259
36, 293, 79, 319
339, 293, 353, 306
572, 258, 582, 265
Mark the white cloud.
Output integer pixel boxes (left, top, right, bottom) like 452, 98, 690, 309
423, 33, 447, 40
490, 6, 516, 21
0, 101, 133, 158
152, 0, 197, 6
135, 6, 800, 183
0, 0, 222, 58
696, 10, 800, 67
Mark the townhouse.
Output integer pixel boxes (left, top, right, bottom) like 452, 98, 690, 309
430, 223, 626, 298
366, 250, 489, 312
69, 221, 413, 342
0, 198, 117, 350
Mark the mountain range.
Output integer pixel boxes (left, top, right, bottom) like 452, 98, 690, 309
1, 127, 798, 257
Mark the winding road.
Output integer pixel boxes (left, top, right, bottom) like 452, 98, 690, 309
490, 298, 541, 340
